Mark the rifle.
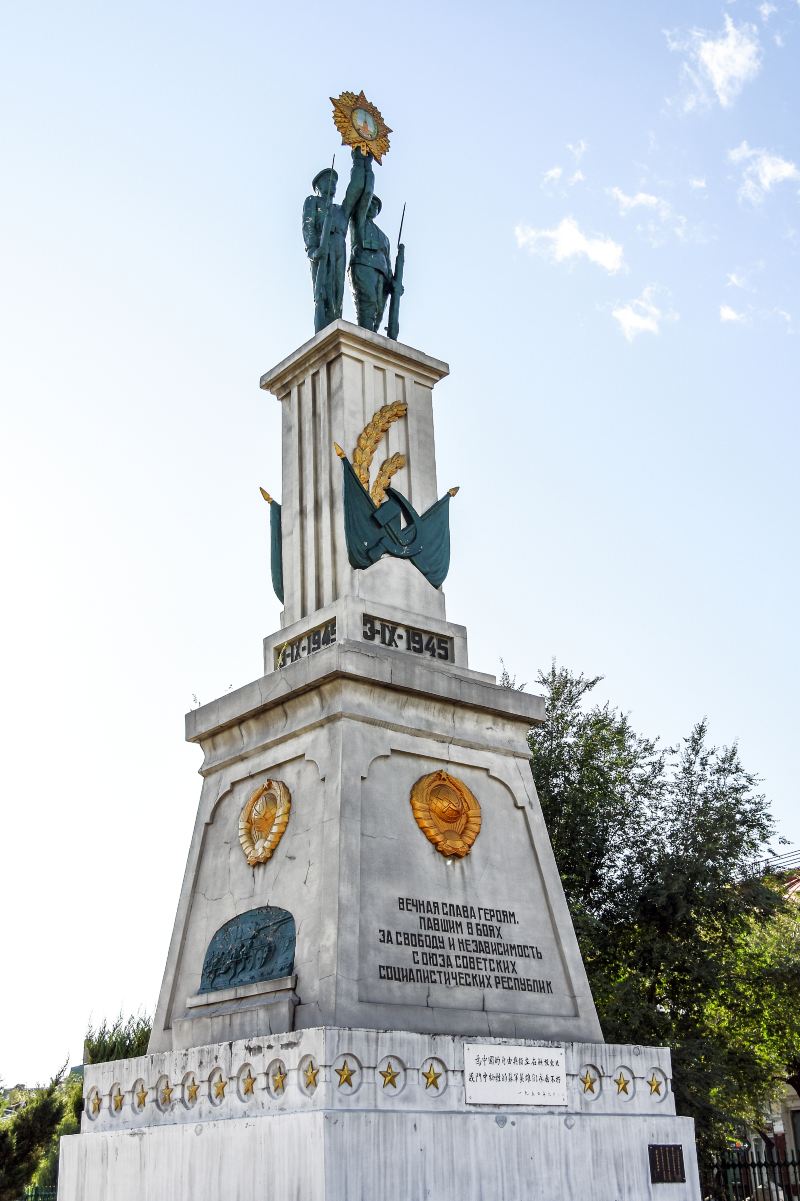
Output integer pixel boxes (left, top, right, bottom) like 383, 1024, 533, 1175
313, 155, 336, 311
386, 202, 405, 341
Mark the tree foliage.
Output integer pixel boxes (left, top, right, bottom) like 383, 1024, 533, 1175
0, 1011, 152, 1195
83, 1012, 151, 1064
0, 1074, 64, 1201
529, 663, 800, 1153
29, 1072, 83, 1189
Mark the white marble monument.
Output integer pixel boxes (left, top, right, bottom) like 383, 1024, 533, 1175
58, 322, 701, 1200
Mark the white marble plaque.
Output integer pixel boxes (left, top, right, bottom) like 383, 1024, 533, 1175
463, 1043, 567, 1106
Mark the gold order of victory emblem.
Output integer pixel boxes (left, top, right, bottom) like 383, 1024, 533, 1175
410, 770, 482, 859
330, 90, 392, 163
238, 779, 291, 866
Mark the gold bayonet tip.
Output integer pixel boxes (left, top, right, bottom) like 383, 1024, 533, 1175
333, 442, 346, 459
448, 486, 460, 497
259, 486, 272, 504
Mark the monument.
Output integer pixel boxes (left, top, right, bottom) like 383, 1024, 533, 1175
57, 94, 701, 1200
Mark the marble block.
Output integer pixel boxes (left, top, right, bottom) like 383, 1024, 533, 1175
259, 320, 453, 630
149, 642, 602, 1054
59, 1028, 700, 1201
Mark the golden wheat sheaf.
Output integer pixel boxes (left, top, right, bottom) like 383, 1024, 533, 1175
352, 401, 407, 491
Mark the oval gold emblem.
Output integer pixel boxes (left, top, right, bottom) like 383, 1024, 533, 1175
238, 779, 291, 866
410, 770, 481, 858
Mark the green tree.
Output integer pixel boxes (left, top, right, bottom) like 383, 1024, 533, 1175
83, 1012, 151, 1064
0, 1074, 64, 1201
529, 663, 800, 1154
1, 1012, 153, 1195
30, 1072, 83, 1189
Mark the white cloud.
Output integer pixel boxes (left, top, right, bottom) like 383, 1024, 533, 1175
729, 140, 800, 202
720, 303, 746, 322
609, 186, 670, 218
689, 178, 707, 190
515, 217, 624, 274
612, 286, 673, 342
758, 2, 776, 20
774, 31, 784, 46
726, 271, 746, 288
569, 169, 585, 185
542, 165, 563, 185
667, 16, 762, 110
567, 139, 588, 162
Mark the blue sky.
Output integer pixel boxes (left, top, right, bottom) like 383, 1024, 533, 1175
1, 0, 797, 1084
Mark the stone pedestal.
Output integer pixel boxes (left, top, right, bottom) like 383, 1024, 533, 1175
260, 321, 451, 628
148, 640, 602, 1052
59, 1028, 700, 1201
58, 327, 701, 1199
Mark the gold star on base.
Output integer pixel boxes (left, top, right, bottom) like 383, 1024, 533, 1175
335, 1060, 355, 1088
648, 1073, 663, 1095
272, 1066, 287, 1093
186, 1078, 199, 1103
135, 1085, 148, 1108
423, 1063, 442, 1090
112, 1091, 124, 1112
614, 1072, 630, 1095
380, 1061, 399, 1089
579, 1070, 596, 1094
213, 1077, 227, 1099
242, 1072, 255, 1095
90, 1092, 101, 1115
304, 1062, 319, 1089
161, 1083, 173, 1105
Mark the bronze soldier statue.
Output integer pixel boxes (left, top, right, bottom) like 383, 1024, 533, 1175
348, 193, 395, 333
302, 150, 374, 333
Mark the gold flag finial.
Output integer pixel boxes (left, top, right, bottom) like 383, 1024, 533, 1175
448, 486, 460, 497
259, 486, 273, 504
333, 442, 346, 459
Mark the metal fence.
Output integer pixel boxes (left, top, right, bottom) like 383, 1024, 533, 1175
701, 1150, 800, 1200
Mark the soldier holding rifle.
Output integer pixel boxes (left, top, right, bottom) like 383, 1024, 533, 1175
302, 91, 404, 337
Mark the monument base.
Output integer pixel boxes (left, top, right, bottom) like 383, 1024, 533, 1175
59, 1028, 701, 1200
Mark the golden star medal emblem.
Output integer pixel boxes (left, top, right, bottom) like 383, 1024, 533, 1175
579, 1070, 596, 1094
614, 1072, 630, 1095
242, 1071, 255, 1095
213, 1076, 227, 1100
135, 1085, 148, 1108
330, 91, 392, 163
90, 1092, 102, 1116
304, 1061, 319, 1090
238, 779, 292, 866
380, 1061, 399, 1089
410, 770, 482, 858
112, 1090, 124, 1112
272, 1065, 287, 1093
422, 1063, 442, 1090
160, 1082, 173, 1105
648, 1073, 663, 1095
335, 1059, 355, 1088
186, 1078, 199, 1103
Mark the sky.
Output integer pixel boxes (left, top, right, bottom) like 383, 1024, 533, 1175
0, 0, 797, 1086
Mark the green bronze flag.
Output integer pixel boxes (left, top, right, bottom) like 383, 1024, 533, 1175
338, 452, 453, 589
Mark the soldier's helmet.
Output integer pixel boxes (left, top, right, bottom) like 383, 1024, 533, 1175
369, 195, 382, 215
312, 168, 338, 194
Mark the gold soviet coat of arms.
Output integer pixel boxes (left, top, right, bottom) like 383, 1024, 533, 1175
410, 770, 481, 859
238, 780, 291, 866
